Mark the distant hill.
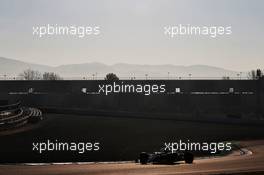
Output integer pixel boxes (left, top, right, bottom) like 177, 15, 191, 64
0, 57, 53, 77
0, 57, 243, 79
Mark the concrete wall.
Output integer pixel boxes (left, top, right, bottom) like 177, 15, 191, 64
0, 79, 263, 123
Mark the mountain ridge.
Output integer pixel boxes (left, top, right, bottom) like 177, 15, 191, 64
0, 57, 244, 78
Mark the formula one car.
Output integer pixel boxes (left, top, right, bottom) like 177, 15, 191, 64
138, 149, 194, 164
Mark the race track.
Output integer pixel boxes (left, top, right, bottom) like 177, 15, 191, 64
0, 140, 264, 175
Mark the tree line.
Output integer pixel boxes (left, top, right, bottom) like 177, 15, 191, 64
18, 69, 119, 81
19, 69, 62, 80
18, 69, 263, 80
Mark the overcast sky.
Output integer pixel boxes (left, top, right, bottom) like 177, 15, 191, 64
0, 0, 263, 71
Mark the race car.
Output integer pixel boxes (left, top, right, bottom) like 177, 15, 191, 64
138, 149, 194, 164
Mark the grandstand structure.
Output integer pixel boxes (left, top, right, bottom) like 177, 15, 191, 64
0, 101, 42, 131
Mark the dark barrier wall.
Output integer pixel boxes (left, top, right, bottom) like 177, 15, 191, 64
0, 79, 263, 122
0, 79, 264, 163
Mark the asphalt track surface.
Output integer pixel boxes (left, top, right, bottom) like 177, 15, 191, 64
0, 140, 264, 175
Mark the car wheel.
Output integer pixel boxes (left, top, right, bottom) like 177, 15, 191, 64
139, 152, 149, 164
184, 152, 194, 164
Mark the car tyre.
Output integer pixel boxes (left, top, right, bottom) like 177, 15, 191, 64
139, 152, 149, 164
184, 152, 194, 164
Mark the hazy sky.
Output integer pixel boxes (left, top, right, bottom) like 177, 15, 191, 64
0, 0, 263, 71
